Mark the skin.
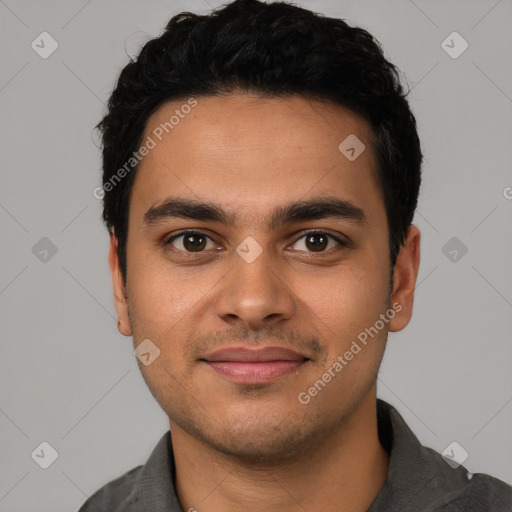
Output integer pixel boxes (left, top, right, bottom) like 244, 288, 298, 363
109, 93, 420, 512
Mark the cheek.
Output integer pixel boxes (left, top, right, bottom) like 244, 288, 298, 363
131, 281, 192, 342
126, 251, 183, 336
126, 248, 225, 349
303, 272, 390, 391
300, 262, 389, 338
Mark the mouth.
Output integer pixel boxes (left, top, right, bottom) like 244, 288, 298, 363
200, 346, 310, 384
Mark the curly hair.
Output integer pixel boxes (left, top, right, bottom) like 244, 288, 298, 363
97, 0, 422, 283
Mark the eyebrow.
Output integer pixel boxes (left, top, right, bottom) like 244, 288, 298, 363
142, 196, 367, 230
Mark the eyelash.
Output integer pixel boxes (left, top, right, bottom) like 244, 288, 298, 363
165, 229, 347, 256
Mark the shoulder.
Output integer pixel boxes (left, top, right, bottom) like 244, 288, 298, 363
440, 469, 512, 511
373, 401, 512, 511
419, 445, 512, 511
76, 431, 175, 511
77, 465, 144, 512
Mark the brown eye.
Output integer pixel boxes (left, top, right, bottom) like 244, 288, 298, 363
305, 233, 329, 252
167, 231, 215, 253
290, 231, 343, 253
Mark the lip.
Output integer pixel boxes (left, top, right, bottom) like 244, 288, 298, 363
203, 346, 307, 362
201, 346, 309, 384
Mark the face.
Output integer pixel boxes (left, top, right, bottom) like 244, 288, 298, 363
110, 94, 420, 463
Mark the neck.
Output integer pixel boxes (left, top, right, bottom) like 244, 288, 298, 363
171, 390, 389, 512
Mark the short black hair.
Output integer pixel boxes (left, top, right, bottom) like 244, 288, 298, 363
97, 0, 422, 283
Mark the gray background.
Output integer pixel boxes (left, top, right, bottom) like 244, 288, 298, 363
1, 0, 511, 510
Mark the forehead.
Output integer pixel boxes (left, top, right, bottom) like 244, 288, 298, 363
129, 94, 384, 226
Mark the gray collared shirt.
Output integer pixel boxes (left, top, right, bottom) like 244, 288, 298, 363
78, 400, 512, 511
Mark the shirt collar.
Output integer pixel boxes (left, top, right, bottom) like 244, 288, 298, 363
122, 399, 471, 511
369, 399, 470, 511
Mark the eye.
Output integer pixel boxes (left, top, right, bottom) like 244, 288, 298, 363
166, 231, 217, 253
165, 230, 346, 255
289, 231, 344, 253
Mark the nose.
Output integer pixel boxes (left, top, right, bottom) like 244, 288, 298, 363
215, 240, 296, 330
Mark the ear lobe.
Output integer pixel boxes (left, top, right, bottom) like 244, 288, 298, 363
388, 225, 421, 333
108, 233, 133, 337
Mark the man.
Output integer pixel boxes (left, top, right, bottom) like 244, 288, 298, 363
81, 0, 512, 510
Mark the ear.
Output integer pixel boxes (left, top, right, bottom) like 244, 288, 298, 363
108, 233, 133, 336
388, 225, 421, 332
